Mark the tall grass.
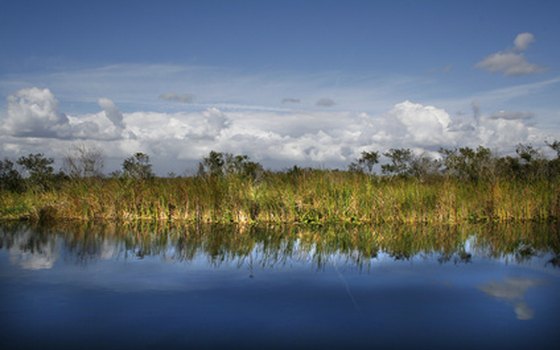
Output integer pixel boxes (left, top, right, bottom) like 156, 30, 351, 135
1, 171, 559, 224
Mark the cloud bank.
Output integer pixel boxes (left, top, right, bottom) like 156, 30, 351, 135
1, 87, 554, 173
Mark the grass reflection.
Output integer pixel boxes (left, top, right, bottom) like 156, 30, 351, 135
1, 221, 559, 269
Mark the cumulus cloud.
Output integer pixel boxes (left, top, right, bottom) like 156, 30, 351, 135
159, 93, 195, 103
2, 87, 70, 138
98, 97, 125, 129
387, 100, 452, 146
202, 107, 230, 138
123, 107, 230, 151
316, 98, 336, 107
1, 88, 126, 141
477, 32, 544, 76
1, 87, 554, 173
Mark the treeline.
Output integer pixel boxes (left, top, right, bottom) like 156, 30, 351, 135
1, 142, 560, 224
1, 142, 560, 193
348, 142, 560, 181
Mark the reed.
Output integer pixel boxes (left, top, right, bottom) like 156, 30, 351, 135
1, 171, 559, 224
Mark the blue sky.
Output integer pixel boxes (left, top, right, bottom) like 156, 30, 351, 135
1, 0, 559, 173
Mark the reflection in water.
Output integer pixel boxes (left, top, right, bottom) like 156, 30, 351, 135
0, 221, 558, 270
1, 221, 559, 349
479, 278, 541, 320
6, 228, 58, 270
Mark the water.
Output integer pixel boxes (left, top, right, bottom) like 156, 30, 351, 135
1, 222, 559, 349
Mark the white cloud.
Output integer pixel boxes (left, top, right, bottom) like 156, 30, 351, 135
1, 88, 126, 141
476, 52, 543, 76
4, 63, 557, 129
1, 87, 556, 173
2, 87, 70, 138
202, 107, 229, 138
489, 110, 534, 121
98, 97, 125, 129
118, 100, 543, 167
514, 32, 535, 51
476, 32, 544, 76
387, 101, 452, 146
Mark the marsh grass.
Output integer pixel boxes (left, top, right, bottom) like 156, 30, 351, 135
1, 171, 559, 224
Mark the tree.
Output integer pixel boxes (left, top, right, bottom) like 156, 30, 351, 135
348, 151, 379, 174
0, 158, 24, 192
381, 148, 413, 176
63, 144, 104, 178
237, 158, 264, 181
198, 151, 263, 181
545, 140, 560, 158
122, 152, 154, 180
514, 143, 547, 180
545, 140, 560, 177
439, 146, 494, 181
409, 154, 442, 181
199, 151, 225, 177
515, 143, 540, 164
17, 153, 56, 190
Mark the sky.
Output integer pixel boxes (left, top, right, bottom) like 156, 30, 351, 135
1, 0, 559, 174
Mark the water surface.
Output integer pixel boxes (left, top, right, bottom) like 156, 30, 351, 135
1, 222, 559, 349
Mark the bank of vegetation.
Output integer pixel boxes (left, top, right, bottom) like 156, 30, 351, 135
1, 142, 559, 224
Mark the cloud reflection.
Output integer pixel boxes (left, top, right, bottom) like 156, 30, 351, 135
9, 238, 58, 270
479, 278, 540, 320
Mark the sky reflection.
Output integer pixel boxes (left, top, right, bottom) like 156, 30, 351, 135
1, 222, 560, 349
480, 278, 541, 320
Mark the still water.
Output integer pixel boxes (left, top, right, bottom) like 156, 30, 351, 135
1, 222, 559, 349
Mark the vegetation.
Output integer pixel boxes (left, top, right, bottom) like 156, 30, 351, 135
348, 151, 379, 174
63, 144, 104, 178
122, 152, 154, 180
0, 143, 559, 224
197, 150, 264, 181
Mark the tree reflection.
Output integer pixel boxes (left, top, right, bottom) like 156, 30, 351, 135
0, 221, 559, 269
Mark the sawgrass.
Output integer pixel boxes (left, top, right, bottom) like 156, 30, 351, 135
1, 171, 559, 224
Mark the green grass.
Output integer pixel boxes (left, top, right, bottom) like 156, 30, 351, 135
1, 171, 559, 224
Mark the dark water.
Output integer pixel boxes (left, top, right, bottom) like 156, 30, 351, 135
1, 222, 559, 349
